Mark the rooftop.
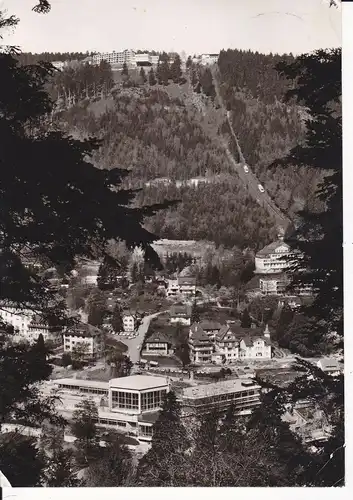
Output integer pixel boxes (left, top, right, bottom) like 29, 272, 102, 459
53, 378, 109, 390
170, 304, 192, 316
145, 332, 170, 344
182, 378, 261, 400
178, 276, 196, 286
200, 320, 222, 331
65, 322, 102, 338
109, 375, 169, 391
190, 324, 211, 342
318, 358, 341, 371
256, 240, 291, 258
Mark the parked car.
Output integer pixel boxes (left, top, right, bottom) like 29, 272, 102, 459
258, 184, 265, 193
243, 165, 249, 173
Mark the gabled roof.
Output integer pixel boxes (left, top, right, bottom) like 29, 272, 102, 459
240, 336, 253, 347
170, 304, 192, 317
200, 320, 222, 331
65, 322, 102, 338
256, 240, 291, 258
146, 332, 170, 344
190, 324, 210, 342
178, 276, 196, 286
105, 338, 128, 352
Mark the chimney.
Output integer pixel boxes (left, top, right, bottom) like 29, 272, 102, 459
264, 324, 270, 339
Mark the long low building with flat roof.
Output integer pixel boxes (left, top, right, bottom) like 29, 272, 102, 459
51, 375, 170, 441
181, 378, 261, 416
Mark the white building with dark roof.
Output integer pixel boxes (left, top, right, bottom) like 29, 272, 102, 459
170, 303, 192, 325
255, 237, 297, 275
63, 323, 102, 359
143, 331, 173, 356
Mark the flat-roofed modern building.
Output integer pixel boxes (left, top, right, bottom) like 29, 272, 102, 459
52, 375, 170, 441
181, 378, 261, 416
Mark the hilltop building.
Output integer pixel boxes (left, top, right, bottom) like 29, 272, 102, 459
91, 50, 161, 70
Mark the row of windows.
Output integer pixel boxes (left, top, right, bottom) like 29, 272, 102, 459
111, 391, 139, 410
93, 418, 127, 427
185, 390, 259, 406
57, 384, 107, 395
141, 390, 167, 411
139, 425, 153, 437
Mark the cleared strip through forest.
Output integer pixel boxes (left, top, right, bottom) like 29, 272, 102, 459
210, 66, 292, 232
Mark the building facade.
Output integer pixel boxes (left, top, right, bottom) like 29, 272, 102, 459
255, 237, 297, 275
170, 304, 192, 325
122, 312, 136, 333
189, 322, 272, 365
0, 305, 33, 338
0, 305, 60, 344
143, 332, 173, 356
63, 323, 102, 359
52, 375, 170, 441
188, 324, 213, 364
92, 50, 161, 69
181, 378, 261, 416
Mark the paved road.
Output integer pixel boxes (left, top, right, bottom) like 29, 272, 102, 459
211, 67, 291, 232
119, 311, 166, 364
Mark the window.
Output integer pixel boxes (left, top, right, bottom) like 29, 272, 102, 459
111, 390, 139, 410
141, 389, 167, 411
139, 425, 153, 437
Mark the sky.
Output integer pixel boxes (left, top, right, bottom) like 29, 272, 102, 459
0, 0, 341, 56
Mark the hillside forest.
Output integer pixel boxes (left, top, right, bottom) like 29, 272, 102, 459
28, 48, 324, 251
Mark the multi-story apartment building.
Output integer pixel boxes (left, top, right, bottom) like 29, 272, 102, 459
197, 320, 222, 341
166, 276, 197, 298
63, 323, 102, 359
51, 375, 170, 441
255, 236, 297, 275
255, 235, 303, 296
200, 53, 219, 65
177, 276, 196, 297
92, 50, 161, 69
189, 321, 272, 365
188, 324, 213, 364
181, 378, 261, 417
92, 49, 137, 68
27, 315, 62, 344
0, 304, 33, 338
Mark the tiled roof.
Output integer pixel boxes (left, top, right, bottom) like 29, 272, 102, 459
216, 324, 230, 341
178, 276, 196, 286
190, 324, 210, 342
65, 322, 102, 338
200, 320, 222, 331
170, 304, 192, 317
256, 240, 290, 257
146, 332, 170, 344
